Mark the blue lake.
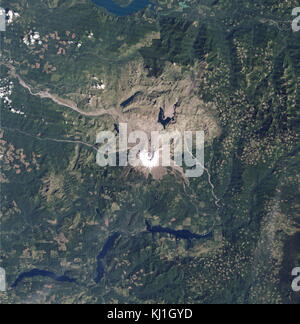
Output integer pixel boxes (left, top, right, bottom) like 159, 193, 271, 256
146, 220, 213, 241
95, 232, 120, 283
90, 0, 153, 16
11, 269, 77, 288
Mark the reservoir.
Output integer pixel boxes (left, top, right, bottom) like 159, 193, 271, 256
95, 232, 120, 283
11, 269, 77, 288
90, 0, 153, 16
146, 220, 213, 241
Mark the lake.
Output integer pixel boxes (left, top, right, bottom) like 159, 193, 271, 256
90, 0, 153, 16
95, 232, 120, 283
11, 269, 77, 288
146, 220, 213, 241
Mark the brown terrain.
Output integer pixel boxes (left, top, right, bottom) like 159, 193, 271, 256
2, 59, 221, 181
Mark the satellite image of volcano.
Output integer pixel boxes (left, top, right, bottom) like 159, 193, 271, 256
0, 0, 300, 305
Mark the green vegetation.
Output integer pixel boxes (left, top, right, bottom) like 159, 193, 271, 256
0, 0, 299, 304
